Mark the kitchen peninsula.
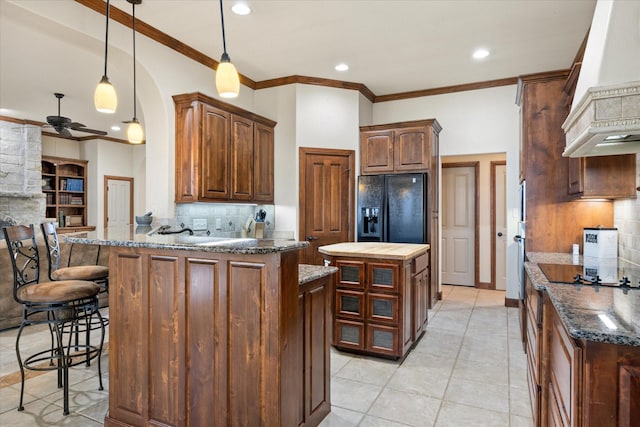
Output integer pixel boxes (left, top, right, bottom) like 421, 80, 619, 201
66, 227, 335, 427
318, 242, 430, 360
524, 253, 640, 426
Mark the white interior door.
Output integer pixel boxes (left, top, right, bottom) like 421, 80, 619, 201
495, 164, 507, 290
107, 178, 131, 227
442, 166, 475, 286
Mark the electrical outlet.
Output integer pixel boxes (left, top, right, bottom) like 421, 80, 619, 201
193, 218, 207, 231
215, 218, 222, 230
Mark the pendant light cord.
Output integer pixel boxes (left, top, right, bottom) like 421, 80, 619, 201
132, 1, 137, 119
103, 0, 110, 77
219, 0, 228, 55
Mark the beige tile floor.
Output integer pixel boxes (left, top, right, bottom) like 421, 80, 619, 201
0, 285, 532, 426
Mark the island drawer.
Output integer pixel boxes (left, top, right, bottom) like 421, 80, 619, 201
335, 289, 364, 320
365, 323, 398, 357
367, 262, 399, 293
366, 293, 398, 324
335, 319, 365, 351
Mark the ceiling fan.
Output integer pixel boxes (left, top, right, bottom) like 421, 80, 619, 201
45, 92, 107, 138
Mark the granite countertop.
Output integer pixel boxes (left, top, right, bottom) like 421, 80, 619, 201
64, 226, 309, 255
318, 242, 430, 260
526, 252, 640, 347
299, 264, 338, 285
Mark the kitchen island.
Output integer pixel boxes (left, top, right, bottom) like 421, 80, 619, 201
318, 242, 430, 359
523, 252, 640, 426
66, 227, 335, 427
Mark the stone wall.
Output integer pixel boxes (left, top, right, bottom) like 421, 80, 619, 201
0, 120, 46, 227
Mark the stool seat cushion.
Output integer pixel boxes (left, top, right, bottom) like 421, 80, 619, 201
51, 265, 109, 281
16, 281, 100, 304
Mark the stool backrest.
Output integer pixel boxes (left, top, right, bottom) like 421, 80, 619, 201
3, 224, 40, 303
41, 221, 62, 281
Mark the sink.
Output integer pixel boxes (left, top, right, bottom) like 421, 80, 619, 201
196, 238, 256, 246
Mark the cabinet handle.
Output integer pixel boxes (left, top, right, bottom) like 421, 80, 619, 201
307, 236, 319, 241
497, 232, 503, 237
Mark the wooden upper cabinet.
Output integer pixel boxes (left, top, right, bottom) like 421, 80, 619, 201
360, 120, 441, 175
173, 92, 276, 204
201, 105, 231, 200
253, 123, 275, 203
394, 127, 430, 172
360, 131, 394, 174
567, 155, 636, 199
230, 115, 254, 201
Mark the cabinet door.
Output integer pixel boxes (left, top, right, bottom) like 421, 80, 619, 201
230, 115, 254, 200
567, 157, 584, 195
336, 260, 365, 290
200, 105, 230, 200
412, 270, 427, 340
547, 304, 582, 427
366, 323, 398, 357
394, 126, 430, 172
368, 262, 399, 293
366, 293, 398, 324
175, 101, 199, 202
253, 123, 274, 202
335, 319, 364, 351
360, 130, 394, 174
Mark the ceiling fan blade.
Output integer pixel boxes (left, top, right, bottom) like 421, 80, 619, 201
74, 127, 108, 136
58, 128, 72, 138
69, 121, 86, 129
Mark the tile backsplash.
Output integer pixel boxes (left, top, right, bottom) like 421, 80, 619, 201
174, 203, 277, 239
614, 154, 640, 264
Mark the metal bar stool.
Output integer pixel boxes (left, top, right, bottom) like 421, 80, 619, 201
41, 222, 109, 293
3, 224, 105, 416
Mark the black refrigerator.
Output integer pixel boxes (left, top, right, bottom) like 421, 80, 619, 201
357, 174, 428, 243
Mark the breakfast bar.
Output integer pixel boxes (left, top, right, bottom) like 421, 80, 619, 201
66, 227, 335, 427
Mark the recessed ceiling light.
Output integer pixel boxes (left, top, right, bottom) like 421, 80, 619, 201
472, 48, 490, 59
335, 63, 349, 72
111, 125, 121, 131
232, 3, 251, 15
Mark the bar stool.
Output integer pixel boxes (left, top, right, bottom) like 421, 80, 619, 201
40, 222, 109, 294
3, 224, 105, 416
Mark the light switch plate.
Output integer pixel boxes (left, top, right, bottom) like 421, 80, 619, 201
193, 218, 208, 230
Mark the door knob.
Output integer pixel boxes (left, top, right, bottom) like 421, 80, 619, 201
497, 232, 503, 237
307, 236, 318, 241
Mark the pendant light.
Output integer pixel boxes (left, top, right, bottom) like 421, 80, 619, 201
94, 0, 117, 113
215, 0, 240, 98
126, 0, 144, 144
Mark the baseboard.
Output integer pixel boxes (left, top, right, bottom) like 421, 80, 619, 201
504, 297, 520, 308
475, 282, 493, 290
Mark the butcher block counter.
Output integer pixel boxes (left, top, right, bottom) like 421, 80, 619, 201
318, 242, 430, 359
66, 227, 336, 427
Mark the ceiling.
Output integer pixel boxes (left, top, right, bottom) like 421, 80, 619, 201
0, 0, 597, 142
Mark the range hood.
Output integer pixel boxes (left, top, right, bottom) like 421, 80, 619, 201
562, 0, 640, 157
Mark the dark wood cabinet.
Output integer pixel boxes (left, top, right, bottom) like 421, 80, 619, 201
105, 245, 331, 427
567, 155, 636, 199
524, 268, 640, 427
327, 249, 429, 359
360, 121, 440, 175
173, 92, 276, 204
360, 119, 441, 308
298, 271, 332, 426
41, 156, 94, 232
545, 294, 582, 427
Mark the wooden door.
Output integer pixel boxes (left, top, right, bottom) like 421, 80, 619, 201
105, 176, 133, 228
299, 148, 355, 265
442, 165, 476, 286
492, 162, 507, 290
201, 104, 230, 200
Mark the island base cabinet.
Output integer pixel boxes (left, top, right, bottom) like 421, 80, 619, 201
104, 246, 324, 427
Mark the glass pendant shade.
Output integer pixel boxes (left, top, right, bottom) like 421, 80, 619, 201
127, 119, 144, 144
94, 76, 117, 113
216, 59, 240, 98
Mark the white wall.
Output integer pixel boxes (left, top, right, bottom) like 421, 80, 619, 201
372, 86, 521, 299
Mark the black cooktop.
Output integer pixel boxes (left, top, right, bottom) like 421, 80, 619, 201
538, 260, 640, 289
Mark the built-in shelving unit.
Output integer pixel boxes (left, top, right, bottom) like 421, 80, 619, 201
41, 155, 94, 232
